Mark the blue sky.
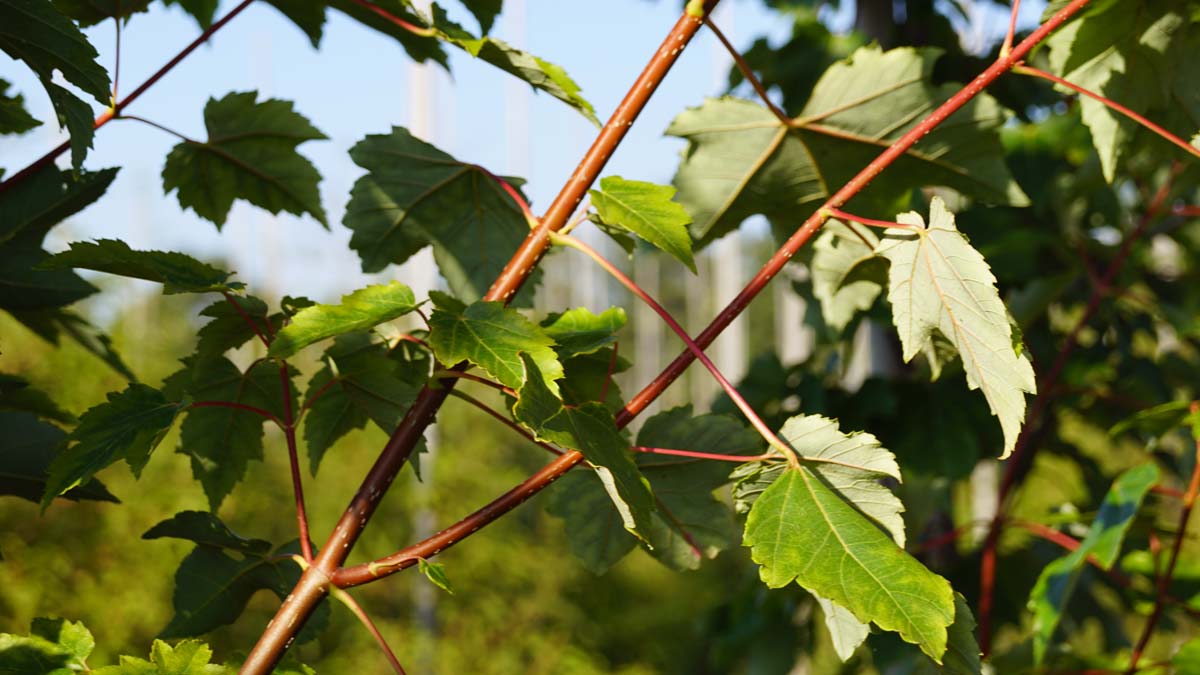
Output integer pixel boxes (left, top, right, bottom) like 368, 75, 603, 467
1, 0, 1040, 304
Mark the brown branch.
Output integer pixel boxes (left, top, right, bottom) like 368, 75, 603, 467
331, 0, 1097, 596
0, 0, 255, 195
238, 4, 721, 671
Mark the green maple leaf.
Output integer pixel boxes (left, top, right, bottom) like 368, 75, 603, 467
540, 306, 627, 359
423, 4, 598, 125
1027, 462, 1159, 663
93, 640, 233, 675
743, 466, 955, 662
327, 0, 447, 66
0, 0, 110, 168
516, 354, 654, 543
41, 383, 184, 507
546, 406, 761, 573
44, 239, 244, 295
1043, 0, 1196, 181
0, 411, 119, 504
0, 617, 95, 675
303, 332, 430, 473
810, 221, 885, 332
52, 0, 153, 25
143, 512, 328, 644
428, 297, 563, 394
269, 281, 418, 358
173, 357, 294, 509
194, 296, 279, 358
876, 197, 1036, 458
0, 166, 117, 313
162, 91, 327, 228
669, 45, 1027, 246
0, 78, 39, 135
589, 176, 697, 272
343, 126, 538, 304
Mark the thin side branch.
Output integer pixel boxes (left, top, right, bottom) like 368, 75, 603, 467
328, 586, 408, 675
279, 362, 314, 562
704, 16, 790, 126
1015, 64, 1200, 161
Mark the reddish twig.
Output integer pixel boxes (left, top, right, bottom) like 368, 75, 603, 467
1127, 410, 1200, 672
434, 370, 516, 397
328, 585, 408, 675
704, 15, 790, 125
633, 446, 774, 463
222, 292, 271, 349
1173, 205, 1200, 218
448, 389, 563, 457
1015, 64, 1200, 161
331, 0, 1096, 608
278, 362, 314, 562
476, 165, 538, 228
824, 208, 914, 231
188, 400, 283, 427
346, 0, 435, 37
239, 5, 720, 671
1000, 0, 1022, 57
554, 232, 797, 465
0, 0, 255, 195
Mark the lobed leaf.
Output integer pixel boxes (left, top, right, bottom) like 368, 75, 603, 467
302, 332, 429, 473
343, 126, 537, 303
540, 306, 626, 359
876, 197, 1036, 458
668, 45, 1027, 246
162, 91, 327, 228
428, 297, 563, 394
41, 384, 184, 507
269, 281, 418, 358
589, 176, 697, 272
743, 468, 955, 661
0, 0, 110, 167
44, 239, 244, 295
517, 354, 654, 543
810, 221, 884, 332
548, 406, 762, 573
0, 78, 40, 135
424, 4, 598, 125
0, 617, 94, 675
93, 639, 234, 675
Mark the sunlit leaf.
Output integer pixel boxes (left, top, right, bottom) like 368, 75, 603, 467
93, 639, 234, 675
428, 297, 562, 394
743, 467, 954, 661
0, 617, 94, 675
540, 306, 626, 359
418, 558, 454, 594
876, 197, 1036, 458
269, 281, 417, 358
810, 221, 884, 332
669, 45, 1027, 245
589, 176, 696, 272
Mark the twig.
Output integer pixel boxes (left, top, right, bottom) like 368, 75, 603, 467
448, 390, 562, 457
278, 362, 313, 562
240, 5, 721, 670
1014, 64, 1200, 161
346, 0, 435, 38
434, 370, 516, 397
222, 292, 271, 349
553, 232, 797, 466
704, 16, 790, 126
633, 446, 774, 463
329, 587, 408, 675
1000, 0, 1022, 58
188, 400, 283, 427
